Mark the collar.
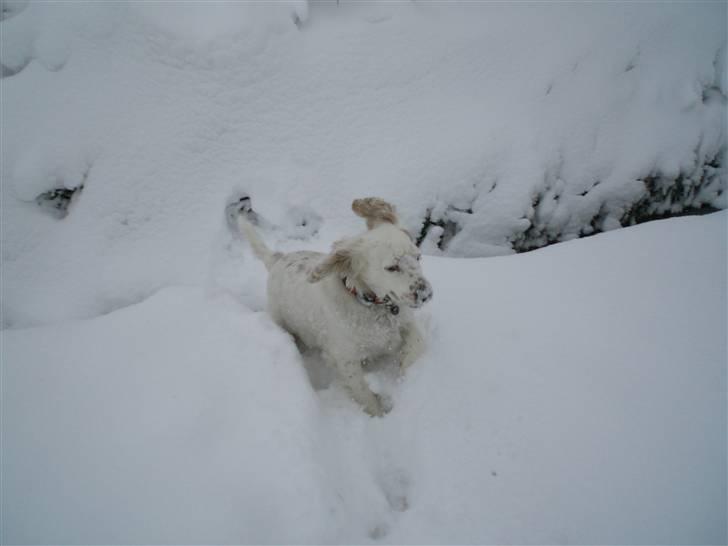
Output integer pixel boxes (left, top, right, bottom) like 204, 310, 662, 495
343, 277, 399, 315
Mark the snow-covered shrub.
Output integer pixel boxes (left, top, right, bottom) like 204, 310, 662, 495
509, 151, 725, 252
0, 1, 725, 325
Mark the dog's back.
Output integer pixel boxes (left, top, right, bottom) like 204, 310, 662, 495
265, 251, 325, 344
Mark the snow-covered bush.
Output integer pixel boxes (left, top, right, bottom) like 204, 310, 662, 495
1, 1, 725, 326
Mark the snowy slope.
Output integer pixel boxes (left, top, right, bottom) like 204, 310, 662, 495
1, 1, 726, 327
3, 212, 725, 545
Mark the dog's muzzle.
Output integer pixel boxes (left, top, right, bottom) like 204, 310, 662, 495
411, 279, 433, 307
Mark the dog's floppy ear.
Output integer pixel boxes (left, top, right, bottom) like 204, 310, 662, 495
308, 244, 353, 283
352, 197, 398, 229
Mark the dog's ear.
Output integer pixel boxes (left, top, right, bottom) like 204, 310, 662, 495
352, 197, 398, 229
308, 245, 353, 283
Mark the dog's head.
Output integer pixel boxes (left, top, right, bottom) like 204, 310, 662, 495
308, 198, 433, 309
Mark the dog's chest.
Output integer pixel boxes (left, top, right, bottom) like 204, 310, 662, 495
347, 310, 403, 356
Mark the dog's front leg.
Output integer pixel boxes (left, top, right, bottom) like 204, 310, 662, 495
399, 321, 425, 374
333, 356, 385, 417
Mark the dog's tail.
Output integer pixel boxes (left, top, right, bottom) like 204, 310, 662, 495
227, 195, 279, 270
238, 216, 279, 270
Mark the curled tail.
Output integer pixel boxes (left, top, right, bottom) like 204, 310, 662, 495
226, 194, 279, 271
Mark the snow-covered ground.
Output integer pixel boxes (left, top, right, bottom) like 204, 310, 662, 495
3, 212, 726, 544
2, 2, 726, 543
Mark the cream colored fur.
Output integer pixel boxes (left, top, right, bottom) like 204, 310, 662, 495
231, 197, 432, 416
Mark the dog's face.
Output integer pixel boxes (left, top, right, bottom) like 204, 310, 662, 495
309, 198, 433, 309
354, 225, 432, 308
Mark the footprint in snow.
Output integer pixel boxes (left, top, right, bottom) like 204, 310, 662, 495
377, 466, 410, 513
368, 523, 390, 540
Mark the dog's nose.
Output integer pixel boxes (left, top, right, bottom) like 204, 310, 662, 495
414, 279, 433, 304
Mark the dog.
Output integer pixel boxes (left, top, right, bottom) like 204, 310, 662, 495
227, 195, 433, 416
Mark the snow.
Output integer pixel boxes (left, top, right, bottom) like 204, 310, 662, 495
3, 212, 726, 544
1, 1, 726, 327
1, 2, 726, 542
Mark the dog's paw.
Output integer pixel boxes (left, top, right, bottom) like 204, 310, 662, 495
364, 393, 392, 418
364, 403, 385, 418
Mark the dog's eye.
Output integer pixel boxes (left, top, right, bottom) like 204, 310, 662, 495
416, 255, 421, 261
386, 265, 401, 273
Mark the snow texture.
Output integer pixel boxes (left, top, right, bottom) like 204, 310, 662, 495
1, 3, 726, 543
1, 1, 726, 327
2, 212, 726, 544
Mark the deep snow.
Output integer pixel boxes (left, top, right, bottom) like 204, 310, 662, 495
3, 212, 725, 544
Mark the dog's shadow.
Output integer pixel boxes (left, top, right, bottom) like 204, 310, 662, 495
297, 343, 401, 404
298, 346, 336, 391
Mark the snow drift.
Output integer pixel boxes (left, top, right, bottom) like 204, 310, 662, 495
2, 212, 726, 544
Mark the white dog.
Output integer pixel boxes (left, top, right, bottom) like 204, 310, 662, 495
228, 195, 433, 416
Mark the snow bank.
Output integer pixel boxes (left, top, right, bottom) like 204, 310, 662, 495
2, 287, 330, 544
3, 212, 725, 544
1, 1, 726, 327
